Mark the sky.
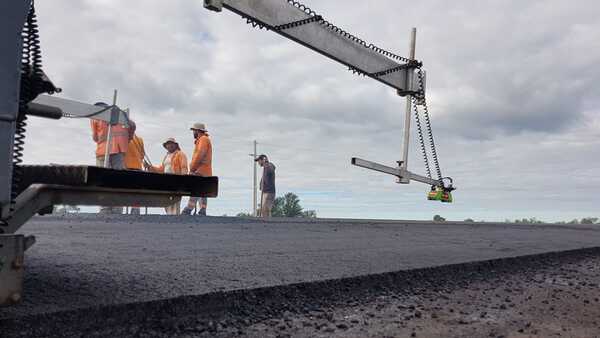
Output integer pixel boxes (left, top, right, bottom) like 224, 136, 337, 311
22, 0, 600, 221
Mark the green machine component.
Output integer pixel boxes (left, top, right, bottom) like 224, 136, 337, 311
427, 177, 454, 203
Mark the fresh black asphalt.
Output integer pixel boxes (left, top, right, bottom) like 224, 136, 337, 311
2, 214, 600, 320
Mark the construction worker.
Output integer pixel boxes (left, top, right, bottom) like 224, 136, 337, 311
90, 102, 132, 214
145, 138, 188, 215
182, 123, 212, 216
90, 102, 132, 169
256, 154, 276, 217
124, 120, 145, 214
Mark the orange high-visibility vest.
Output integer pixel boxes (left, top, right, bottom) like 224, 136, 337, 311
150, 150, 188, 175
190, 134, 212, 176
124, 135, 145, 170
91, 119, 131, 157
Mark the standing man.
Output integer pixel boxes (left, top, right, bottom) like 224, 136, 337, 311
91, 102, 131, 169
256, 154, 276, 218
182, 123, 212, 216
90, 102, 132, 214
124, 120, 145, 214
145, 137, 188, 215
124, 121, 144, 171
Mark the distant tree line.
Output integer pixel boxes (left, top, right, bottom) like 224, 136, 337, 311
554, 217, 599, 225
433, 216, 600, 224
505, 217, 599, 224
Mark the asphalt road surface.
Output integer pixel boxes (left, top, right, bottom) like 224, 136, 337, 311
2, 214, 600, 322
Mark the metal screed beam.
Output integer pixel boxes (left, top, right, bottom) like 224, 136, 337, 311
203, 0, 423, 95
351, 158, 441, 187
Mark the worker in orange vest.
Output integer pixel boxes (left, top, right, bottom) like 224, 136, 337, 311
90, 102, 133, 214
182, 123, 212, 216
145, 137, 189, 215
124, 120, 145, 214
90, 102, 132, 169
124, 121, 145, 171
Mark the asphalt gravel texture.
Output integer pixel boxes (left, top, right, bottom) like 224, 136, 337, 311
1, 215, 600, 337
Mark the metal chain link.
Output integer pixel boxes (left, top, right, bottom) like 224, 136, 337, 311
413, 67, 443, 181
273, 15, 322, 31
411, 95, 432, 180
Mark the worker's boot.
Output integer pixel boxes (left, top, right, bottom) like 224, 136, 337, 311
181, 207, 193, 215
197, 208, 207, 216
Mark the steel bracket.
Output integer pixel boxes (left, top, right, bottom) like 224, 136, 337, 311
0, 234, 34, 306
204, 0, 224, 12
351, 157, 442, 187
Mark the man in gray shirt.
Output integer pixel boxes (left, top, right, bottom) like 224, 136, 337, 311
256, 154, 276, 217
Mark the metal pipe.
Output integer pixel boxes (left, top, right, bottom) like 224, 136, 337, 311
351, 157, 440, 187
103, 89, 117, 168
25, 102, 63, 119
252, 140, 257, 217
399, 28, 416, 184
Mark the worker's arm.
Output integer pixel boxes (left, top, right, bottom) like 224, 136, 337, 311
145, 161, 164, 173
149, 165, 164, 173
138, 137, 145, 160
128, 123, 135, 141
177, 152, 189, 174
90, 120, 99, 142
189, 140, 207, 173
265, 165, 274, 182
144, 153, 163, 173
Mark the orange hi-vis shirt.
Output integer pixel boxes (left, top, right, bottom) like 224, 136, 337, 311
190, 134, 212, 176
124, 135, 145, 170
91, 119, 132, 157
150, 150, 188, 175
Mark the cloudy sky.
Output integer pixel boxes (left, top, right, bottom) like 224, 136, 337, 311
24, 0, 600, 221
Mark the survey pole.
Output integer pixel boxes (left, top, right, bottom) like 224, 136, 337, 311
399, 28, 416, 184
253, 140, 258, 216
103, 89, 118, 168
249, 140, 258, 216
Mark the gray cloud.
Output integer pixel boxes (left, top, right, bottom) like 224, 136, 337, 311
20, 0, 600, 221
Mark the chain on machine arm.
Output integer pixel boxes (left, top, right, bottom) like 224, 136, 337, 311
204, 0, 455, 202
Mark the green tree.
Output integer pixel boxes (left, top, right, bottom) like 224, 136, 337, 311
581, 217, 598, 225
464, 218, 474, 223
281, 192, 303, 217
514, 217, 543, 224
433, 215, 446, 222
271, 197, 285, 217
269, 192, 316, 218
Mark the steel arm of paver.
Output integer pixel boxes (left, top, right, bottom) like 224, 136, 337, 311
204, 0, 423, 95
0, 0, 32, 208
30, 95, 131, 125
351, 157, 442, 187
4, 184, 183, 234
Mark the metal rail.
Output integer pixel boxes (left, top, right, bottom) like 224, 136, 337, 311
4, 184, 187, 234
204, 0, 423, 95
351, 157, 441, 187
31, 94, 130, 124
204, 1, 447, 189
